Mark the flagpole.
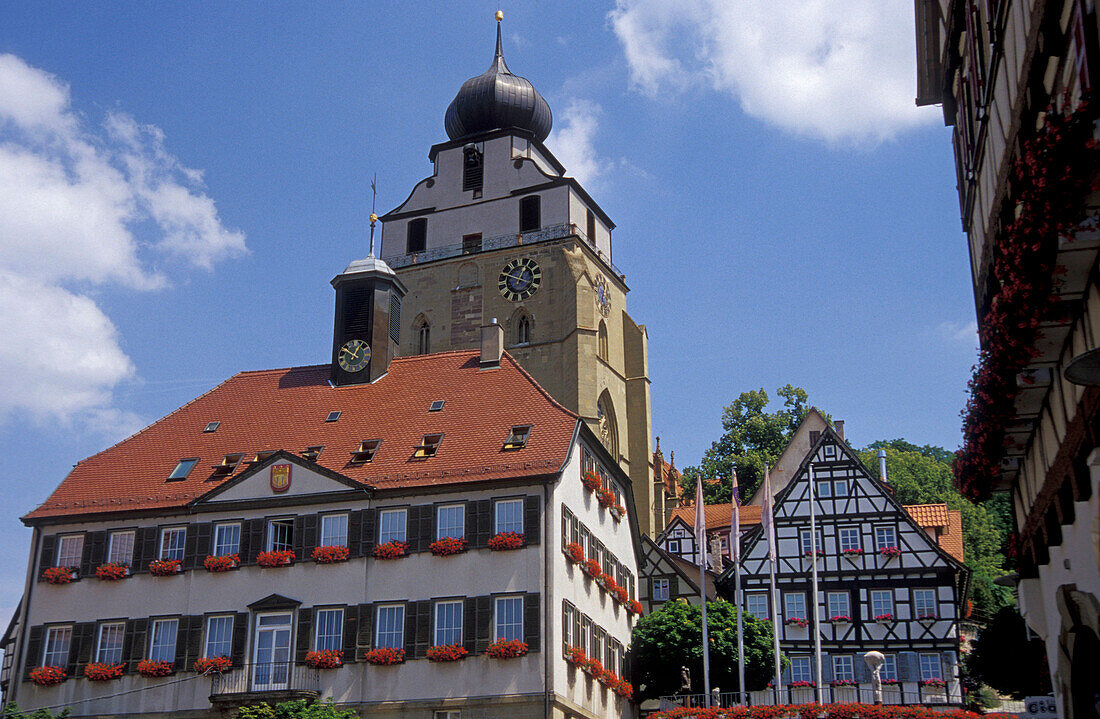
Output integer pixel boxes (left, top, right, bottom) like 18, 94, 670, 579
694, 475, 712, 708
733, 471, 745, 706
764, 465, 783, 704
809, 464, 824, 704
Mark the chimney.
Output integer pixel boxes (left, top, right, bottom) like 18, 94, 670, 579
878, 449, 888, 483
481, 319, 504, 367
835, 420, 845, 440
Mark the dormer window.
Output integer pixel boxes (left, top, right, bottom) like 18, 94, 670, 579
503, 426, 531, 450
519, 195, 541, 233
252, 450, 276, 464
167, 458, 199, 481
203, 421, 220, 433
414, 434, 443, 458
462, 144, 483, 194
212, 453, 244, 476
407, 218, 427, 254
351, 439, 382, 464
302, 445, 324, 461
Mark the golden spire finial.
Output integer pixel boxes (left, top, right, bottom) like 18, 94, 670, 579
495, 9, 503, 22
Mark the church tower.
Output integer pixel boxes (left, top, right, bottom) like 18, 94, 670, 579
378, 15, 658, 535
330, 249, 407, 386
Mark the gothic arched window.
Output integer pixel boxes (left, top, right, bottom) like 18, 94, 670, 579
596, 392, 619, 459
597, 320, 609, 361
417, 320, 430, 355
517, 315, 531, 345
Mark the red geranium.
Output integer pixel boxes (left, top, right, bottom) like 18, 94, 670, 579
785, 617, 810, 628
597, 489, 616, 508
583, 657, 604, 676
193, 656, 232, 674
564, 646, 587, 666
203, 554, 239, 572
612, 679, 633, 699
582, 558, 602, 578
29, 665, 66, 686
137, 660, 174, 677
148, 559, 182, 576
42, 566, 75, 584
613, 586, 630, 604
364, 647, 405, 665
565, 542, 585, 563
84, 662, 124, 681
256, 550, 295, 568
429, 536, 467, 556
95, 562, 129, 581
426, 644, 468, 662
486, 638, 528, 658
372, 541, 408, 559
581, 471, 602, 492
790, 680, 815, 688
304, 649, 343, 669
878, 546, 901, 558
487, 532, 525, 551
311, 545, 350, 564
627, 599, 643, 615
601, 575, 620, 594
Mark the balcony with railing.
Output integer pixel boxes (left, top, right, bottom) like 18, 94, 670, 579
209, 662, 320, 707
385, 222, 624, 280
659, 683, 962, 709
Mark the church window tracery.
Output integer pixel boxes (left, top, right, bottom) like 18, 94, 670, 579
417, 319, 430, 355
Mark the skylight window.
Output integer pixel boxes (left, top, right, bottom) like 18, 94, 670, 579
414, 434, 444, 458
429, 400, 445, 412
503, 425, 531, 451
167, 458, 199, 481
203, 421, 220, 433
302, 446, 324, 461
211, 453, 245, 476
351, 439, 382, 463
326, 411, 342, 423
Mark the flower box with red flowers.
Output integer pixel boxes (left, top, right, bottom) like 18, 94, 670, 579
581, 558, 602, 578
627, 599, 643, 615
29, 666, 66, 686
598, 669, 618, 687
921, 679, 946, 689
601, 575, 620, 593
917, 614, 939, 622
372, 541, 408, 560
597, 489, 616, 509
311, 545, 350, 564
583, 657, 604, 677
256, 550, 295, 568
565, 542, 585, 563
486, 638, 528, 659
429, 536, 467, 556
826, 615, 851, 624
612, 679, 633, 699
613, 586, 629, 604
364, 647, 405, 665
148, 559, 182, 576
881, 678, 899, 685
878, 546, 901, 559
488, 532, 525, 551
831, 679, 858, 687
137, 660, 174, 677
193, 656, 232, 674
304, 650, 343, 669
581, 471, 602, 493
789, 681, 815, 688
95, 562, 130, 581
84, 662, 124, 681
841, 548, 864, 558
874, 614, 895, 624
803, 550, 824, 558
785, 617, 810, 628
203, 554, 239, 573
610, 505, 625, 521
42, 566, 75, 585
426, 644, 468, 662
564, 646, 587, 667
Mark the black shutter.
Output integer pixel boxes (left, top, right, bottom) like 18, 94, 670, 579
38, 535, 57, 578
342, 606, 359, 663
414, 601, 431, 657
194, 522, 213, 564
73, 621, 95, 674
184, 616, 204, 669
419, 505, 434, 552
244, 518, 265, 562
348, 511, 363, 557
561, 603, 570, 654
293, 515, 307, 559
231, 613, 249, 667
472, 500, 492, 548
475, 596, 492, 654
361, 509, 377, 556
24, 625, 43, 676
464, 598, 478, 655
403, 603, 417, 658
303, 514, 319, 553
126, 618, 149, 672
668, 575, 679, 598
296, 608, 313, 664
355, 604, 374, 660
560, 510, 570, 549
85, 531, 107, 575
524, 593, 540, 652
134, 527, 158, 572
183, 525, 199, 570
174, 616, 193, 669
525, 496, 540, 545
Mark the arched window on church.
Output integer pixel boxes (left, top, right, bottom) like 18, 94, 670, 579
597, 320, 608, 361
517, 315, 531, 345
596, 392, 619, 459
417, 320, 430, 355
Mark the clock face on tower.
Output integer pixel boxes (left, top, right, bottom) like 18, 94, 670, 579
338, 339, 371, 373
498, 258, 542, 301
594, 274, 611, 317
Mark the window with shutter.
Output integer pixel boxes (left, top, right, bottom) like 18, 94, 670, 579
315, 608, 344, 652
213, 523, 241, 557
204, 616, 234, 659
320, 514, 348, 547
42, 626, 72, 666
96, 623, 125, 664
56, 535, 84, 569
149, 619, 178, 662
375, 605, 404, 648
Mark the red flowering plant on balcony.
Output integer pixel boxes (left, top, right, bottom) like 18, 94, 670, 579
565, 542, 585, 563
372, 541, 408, 559
789, 681, 815, 688
882, 679, 899, 686
785, 617, 810, 628
841, 548, 864, 558
921, 679, 947, 689
956, 98, 1100, 501
613, 680, 633, 699
95, 562, 130, 581
581, 558, 602, 578
148, 558, 182, 576
84, 662, 124, 681
564, 646, 587, 666
874, 614, 895, 624
581, 471, 602, 493
193, 656, 232, 674
42, 566, 75, 584
611, 503, 626, 521
364, 647, 405, 665
613, 586, 630, 604
597, 488, 617, 509
878, 546, 901, 559
256, 550, 295, 568
311, 545, 350, 564
583, 657, 605, 677
627, 599, 643, 615
426, 644, 468, 662
601, 574, 620, 593
826, 615, 851, 624
304, 650, 343, 669
29, 665, 66, 686
598, 668, 618, 687
486, 639, 528, 659
203, 554, 239, 572
488, 532, 525, 551
832, 679, 858, 687
429, 536, 467, 556
137, 660, 174, 677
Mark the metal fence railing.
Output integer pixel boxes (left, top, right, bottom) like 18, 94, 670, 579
660, 686, 963, 709
209, 662, 320, 697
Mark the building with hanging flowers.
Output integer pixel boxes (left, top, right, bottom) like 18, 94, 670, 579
915, 1, 1100, 715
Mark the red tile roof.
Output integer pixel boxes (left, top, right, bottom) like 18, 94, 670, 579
941, 509, 965, 563
903, 503, 950, 527
670, 503, 762, 530
25, 351, 578, 521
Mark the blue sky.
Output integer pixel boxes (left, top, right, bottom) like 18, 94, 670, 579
0, 1, 975, 620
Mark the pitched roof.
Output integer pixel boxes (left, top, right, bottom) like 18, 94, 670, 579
901, 503, 965, 563
941, 510, 965, 563
669, 503, 762, 531
903, 503, 951, 527
25, 351, 578, 521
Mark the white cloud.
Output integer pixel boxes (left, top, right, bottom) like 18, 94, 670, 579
608, 0, 940, 144
0, 53, 246, 430
548, 100, 613, 191
936, 320, 979, 345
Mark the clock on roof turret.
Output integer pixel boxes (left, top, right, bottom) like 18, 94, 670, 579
330, 254, 407, 386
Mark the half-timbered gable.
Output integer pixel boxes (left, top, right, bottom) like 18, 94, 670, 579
638, 535, 717, 614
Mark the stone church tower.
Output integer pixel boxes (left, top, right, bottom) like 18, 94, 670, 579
378, 16, 660, 534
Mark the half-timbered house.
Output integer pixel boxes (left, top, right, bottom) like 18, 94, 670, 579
637, 535, 718, 615
721, 419, 968, 705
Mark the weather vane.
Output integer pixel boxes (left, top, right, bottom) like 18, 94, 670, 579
369, 173, 378, 257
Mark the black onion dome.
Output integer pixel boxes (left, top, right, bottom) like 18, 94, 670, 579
444, 22, 552, 142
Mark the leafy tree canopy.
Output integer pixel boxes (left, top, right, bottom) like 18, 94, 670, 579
236, 700, 357, 719
630, 599, 781, 700
681, 385, 818, 502
965, 606, 1051, 698
2, 704, 71, 719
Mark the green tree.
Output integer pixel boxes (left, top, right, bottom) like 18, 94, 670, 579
630, 599, 781, 700
2, 704, 71, 719
966, 606, 1051, 699
236, 700, 357, 719
682, 385, 817, 502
